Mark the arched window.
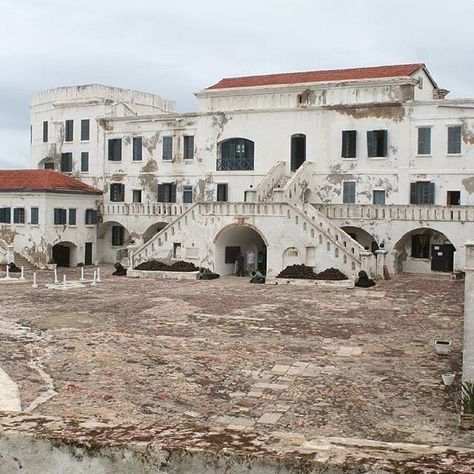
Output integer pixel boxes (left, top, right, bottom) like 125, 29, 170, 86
217, 138, 254, 171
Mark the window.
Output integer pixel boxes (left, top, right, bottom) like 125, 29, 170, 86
54, 208, 67, 225
132, 190, 142, 203
411, 234, 430, 259
184, 136, 194, 159
65, 120, 74, 142
42, 121, 48, 143
367, 130, 388, 157
225, 246, 241, 264
85, 209, 98, 225
80, 119, 90, 141
417, 127, 431, 155
447, 191, 461, 206
162, 136, 173, 160
132, 136, 143, 161
13, 208, 25, 224
372, 190, 386, 205
30, 207, 39, 225
111, 225, 124, 246
218, 138, 255, 171
341, 130, 357, 158
418, 76, 423, 89
110, 183, 125, 202
447, 126, 462, 154
44, 161, 55, 170
68, 208, 76, 225
410, 181, 435, 205
157, 183, 176, 203
60, 153, 72, 172
343, 181, 356, 204
108, 138, 122, 161
182, 185, 193, 203
217, 183, 228, 202
0, 207, 11, 224
81, 152, 89, 172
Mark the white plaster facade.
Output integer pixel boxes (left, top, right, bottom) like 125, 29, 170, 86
25, 64, 474, 276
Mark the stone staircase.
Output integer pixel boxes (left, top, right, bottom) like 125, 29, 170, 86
14, 253, 40, 271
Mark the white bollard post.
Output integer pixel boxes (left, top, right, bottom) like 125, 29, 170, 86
20, 266, 25, 281
32, 272, 38, 289
96, 267, 101, 283
63, 274, 67, 286
91, 270, 97, 286
79, 266, 85, 282
5, 265, 10, 280
54, 268, 58, 284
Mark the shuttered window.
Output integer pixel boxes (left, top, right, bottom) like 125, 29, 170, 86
30, 207, 39, 225
13, 208, 25, 224
42, 121, 48, 143
111, 226, 124, 246
162, 136, 173, 160
85, 209, 98, 225
133, 137, 143, 161
157, 183, 176, 203
132, 190, 142, 203
417, 127, 431, 155
217, 183, 228, 202
81, 119, 90, 141
65, 120, 74, 142
341, 130, 357, 158
182, 185, 193, 203
68, 208, 76, 226
108, 138, 122, 161
410, 182, 435, 205
447, 126, 461, 154
81, 152, 89, 172
54, 208, 67, 225
342, 181, 356, 204
60, 153, 72, 172
372, 190, 386, 205
110, 183, 125, 202
367, 130, 388, 157
0, 207, 11, 224
184, 136, 194, 159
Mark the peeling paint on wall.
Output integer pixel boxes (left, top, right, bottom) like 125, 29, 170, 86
461, 120, 474, 145
331, 104, 406, 122
462, 176, 474, 194
211, 113, 230, 140
98, 119, 113, 131
143, 132, 160, 155
141, 160, 158, 173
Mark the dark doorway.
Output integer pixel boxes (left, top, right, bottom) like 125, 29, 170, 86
84, 242, 93, 266
431, 244, 455, 272
53, 244, 71, 267
291, 134, 306, 172
257, 248, 267, 275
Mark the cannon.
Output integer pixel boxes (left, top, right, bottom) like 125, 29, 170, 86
196, 267, 220, 280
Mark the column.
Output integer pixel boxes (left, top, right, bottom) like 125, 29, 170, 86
463, 241, 474, 382
375, 249, 388, 279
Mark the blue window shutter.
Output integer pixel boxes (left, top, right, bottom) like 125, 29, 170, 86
157, 184, 164, 202
410, 183, 417, 204
171, 183, 177, 203
367, 131, 376, 157
428, 182, 435, 204
381, 130, 388, 157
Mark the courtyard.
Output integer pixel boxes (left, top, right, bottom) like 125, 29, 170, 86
0, 268, 473, 472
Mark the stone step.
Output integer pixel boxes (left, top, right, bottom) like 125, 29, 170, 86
13, 253, 39, 271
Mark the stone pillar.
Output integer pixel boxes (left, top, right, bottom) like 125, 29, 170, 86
360, 251, 375, 277
6, 245, 14, 264
375, 249, 388, 278
463, 241, 474, 382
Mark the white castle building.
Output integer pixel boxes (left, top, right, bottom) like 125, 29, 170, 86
3, 63, 473, 278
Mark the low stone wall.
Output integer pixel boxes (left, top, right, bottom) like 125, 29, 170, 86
266, 277, 354, 288
127, 269, 199, 280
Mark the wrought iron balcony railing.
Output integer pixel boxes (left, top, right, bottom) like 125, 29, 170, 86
216, 157, 254, 171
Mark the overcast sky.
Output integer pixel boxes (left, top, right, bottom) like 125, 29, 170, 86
1, 0, 473, 168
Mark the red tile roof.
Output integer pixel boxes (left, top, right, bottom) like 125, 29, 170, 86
207, 63, 427, 90
0, 169, 102, 194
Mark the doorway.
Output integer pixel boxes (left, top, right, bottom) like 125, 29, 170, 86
290, 134, 306, 172
431, 244, 455, 272
53, 244, 70, 267
84, 242, 93, 266
447, 191, 460, 206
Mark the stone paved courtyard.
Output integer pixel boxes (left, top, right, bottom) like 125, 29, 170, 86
1, 267, 474, 472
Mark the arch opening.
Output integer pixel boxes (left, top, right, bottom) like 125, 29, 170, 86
290, 134, 306, 172
393, 228, 455, 273
52, 241, 77, 267
214, 224, 267, 276
143, 222, 168, 243
342, 226, 379, 253
217, 138, 254, 171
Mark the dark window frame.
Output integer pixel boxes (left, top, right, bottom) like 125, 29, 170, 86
108, 138, 122, 161
0, 207, 11, 224
216, 183, 228, 202
410, 181, 435, 205
13, 208, 25, 224
110, 183, 125, 202
367, 130, 388, 158
80, 152, 89, 172
60, 153, 73, 172
183, 135, 194, 159
44, 161, 55, 170
447, 125, 462, 155
85, 209, 98, 225
341, 130, 357, 158
54, 208, 67, 225
417, 127, 431, 155
132, 190, 142, 203
342, 181, 356, 204
65, 120, 74, 142
157, 183, 177, 203
68, 208, 77, 226
372, 190, 386, 205
162, 136, 173, 160
111, 225, 125, 246
133, 136, 143, 161
42, 121, 48, 143
217, 138, 255, 171
182, 185, 193, 204
30, 207, 39, 225
80, 119, 90, 141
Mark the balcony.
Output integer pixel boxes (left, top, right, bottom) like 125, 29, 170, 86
216, 157, 254, 171
99, 202, 189, 217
